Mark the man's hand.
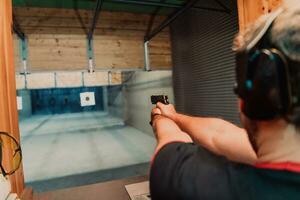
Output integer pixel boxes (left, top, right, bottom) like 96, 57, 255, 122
151, 107, 161, 118
150, 107, 193, 153
151, 107, 162, 127
156, 102, 177, 120
151, 107, 167, 137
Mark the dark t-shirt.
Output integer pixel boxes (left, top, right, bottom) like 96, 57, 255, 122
150, 142, 300, 200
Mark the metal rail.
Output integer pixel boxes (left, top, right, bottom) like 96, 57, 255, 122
106, 0, 185, 9
12, 15, 25, 40
214, 0, 231, 14
144, 0, 199, 42
88, 0, 104, 40
106, 0, 230, 13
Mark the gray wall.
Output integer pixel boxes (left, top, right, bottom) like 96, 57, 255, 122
106, 71, 174, 135
120, 71, 174, 135
107, 85, 124, 119
17, 89, 32, 121
171, 0, 240, 124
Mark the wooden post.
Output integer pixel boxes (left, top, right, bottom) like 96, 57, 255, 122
237, 0, 283, 31
0, 0, 25, 195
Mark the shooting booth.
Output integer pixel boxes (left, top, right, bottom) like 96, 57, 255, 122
0, 0, 282, 199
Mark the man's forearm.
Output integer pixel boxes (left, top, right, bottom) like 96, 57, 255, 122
169, 113, 257, 163
153, 116, 192, 154
170, 113, 246, 151
171, 113, 218, 145
154, 103, 257, 163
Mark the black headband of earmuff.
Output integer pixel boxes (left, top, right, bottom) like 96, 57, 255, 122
235, 8, 300, 120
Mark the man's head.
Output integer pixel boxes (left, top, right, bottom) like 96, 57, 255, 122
233, 1, 300, 148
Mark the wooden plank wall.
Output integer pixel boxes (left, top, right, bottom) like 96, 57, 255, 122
237, 0, 283, 31
0, 0, 24, 195
13, 35, 22, 72
13, 7, 172, 72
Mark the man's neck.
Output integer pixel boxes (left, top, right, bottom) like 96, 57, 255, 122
256, 120, 300, 163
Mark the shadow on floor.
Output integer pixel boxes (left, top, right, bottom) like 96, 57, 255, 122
27, 162, 150, 193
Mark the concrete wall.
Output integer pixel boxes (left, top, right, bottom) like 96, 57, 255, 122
107, 85, 124, 119
17, 90, 32, 121
123, 71, 174, 135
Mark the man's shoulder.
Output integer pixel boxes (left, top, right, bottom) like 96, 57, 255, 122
150, 142, 235, 200
151, 142, 300, 200
153, 142, 232, 168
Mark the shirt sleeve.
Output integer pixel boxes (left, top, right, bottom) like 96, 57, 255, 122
150, 142, 234, 200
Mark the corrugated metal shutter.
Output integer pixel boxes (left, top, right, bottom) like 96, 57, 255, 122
171, 0, 240, 124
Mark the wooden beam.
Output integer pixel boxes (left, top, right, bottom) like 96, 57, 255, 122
237, 0, 263, 31
0, 0, 25, 195
237, 0, 283, 31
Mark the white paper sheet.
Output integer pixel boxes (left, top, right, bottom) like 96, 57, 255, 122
125, 181, 151, 200
17, 96, 22, 111
80, 92, 96, 107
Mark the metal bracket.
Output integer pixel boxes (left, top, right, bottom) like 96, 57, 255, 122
108, 71, 112, 85
19, 38, 29, 88
87, 38, 95, 73
143, 0, 198, 71
19, 38, 28, 63
81, 71, 85, 86
13, 14, 30, 89
143, 0, 167, 72
14, 15, 28, 75
86, 0, 104, 73
54, 72, 57, 88
144, 41, 151, 71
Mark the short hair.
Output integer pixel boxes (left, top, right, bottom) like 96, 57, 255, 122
233, 0, 300, 127
233, 0, 300, 62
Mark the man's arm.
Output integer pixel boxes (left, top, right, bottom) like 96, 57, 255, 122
156, 103, 257, 164
151, 108, 192, 155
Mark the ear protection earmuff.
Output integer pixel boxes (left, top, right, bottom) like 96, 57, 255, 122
235, 48, 291, 120
234, 8, 300, 120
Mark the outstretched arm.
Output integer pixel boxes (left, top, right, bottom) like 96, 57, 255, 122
151, 108, 192, 155
156, 103, 257, 164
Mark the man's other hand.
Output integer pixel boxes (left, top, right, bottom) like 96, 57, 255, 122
156, 102, 177, 120
151, 108, 162, 121
151, 108, 162, 126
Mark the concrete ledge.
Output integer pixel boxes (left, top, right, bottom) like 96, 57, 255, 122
27, 73, 55, 89
83, 72, 108, 87
16, 74, 25, 90
17, 71, 122, 90
27, 163, 149, 193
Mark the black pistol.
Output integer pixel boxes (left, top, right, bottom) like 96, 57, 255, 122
151, 95, 169, 105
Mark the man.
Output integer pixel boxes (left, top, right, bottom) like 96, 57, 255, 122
150, 2, 300, 200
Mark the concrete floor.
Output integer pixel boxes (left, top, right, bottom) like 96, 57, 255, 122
19, 112, 156, 191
